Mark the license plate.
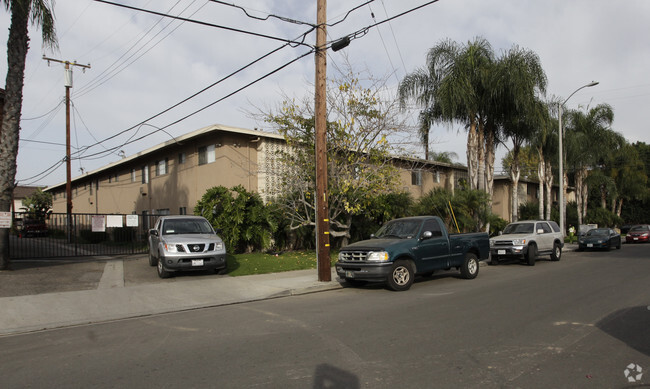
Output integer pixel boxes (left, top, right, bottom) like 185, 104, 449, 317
345, 271, 354, 278
587, 244, 593, 248
192, 259, 204, 266
634, 238, 639, 241
497, 250, 506, 255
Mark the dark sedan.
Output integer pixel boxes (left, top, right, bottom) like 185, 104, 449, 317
625, 224, 650, 243
577, 228, 621, 251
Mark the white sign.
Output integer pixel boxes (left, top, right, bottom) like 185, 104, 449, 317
92, 215, 106, 232
106, 215, 123, 228
126, 215, 139, 227
0, 212, 11, 228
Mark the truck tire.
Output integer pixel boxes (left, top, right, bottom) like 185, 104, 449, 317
490, 255, 499, 266
550, 242, 562, 261
149, 251, 157, 266
460, 253, 479, 279
526, 244, 537, 266
386, 260, 414, 291
157, 255, 171, 279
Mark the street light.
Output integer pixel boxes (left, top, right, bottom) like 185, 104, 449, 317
558, 81, 599, 237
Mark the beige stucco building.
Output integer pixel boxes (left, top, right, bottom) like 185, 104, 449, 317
45, 123, 563, 222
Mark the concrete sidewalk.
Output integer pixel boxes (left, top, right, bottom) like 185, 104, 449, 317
0, 263, 341, 336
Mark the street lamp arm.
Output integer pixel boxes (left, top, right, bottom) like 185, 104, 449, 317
558, 80, 598, 238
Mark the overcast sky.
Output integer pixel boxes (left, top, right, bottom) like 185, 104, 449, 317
1, 0, 649, 187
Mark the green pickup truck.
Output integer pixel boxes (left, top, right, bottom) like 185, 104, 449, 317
335, 216, 490, 291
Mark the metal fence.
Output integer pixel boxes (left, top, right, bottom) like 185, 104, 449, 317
9, 212, 163, 259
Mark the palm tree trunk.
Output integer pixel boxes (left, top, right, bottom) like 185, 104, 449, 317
617, 198, 623, 218
509, 150, 521, 222
467, 121, 479, 190
0, 1, 32, 270
544, 160, 553, 220
477, 122, 485, 191
537, 149, 545, 219
582, 179, 589, 219
575, 168, 584, 226
484, 127, 496, 232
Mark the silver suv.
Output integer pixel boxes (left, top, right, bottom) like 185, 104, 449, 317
490, 220, 563, 266
148, 215, 227, 278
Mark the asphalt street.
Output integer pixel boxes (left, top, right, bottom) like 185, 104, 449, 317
0, 244, 648, 388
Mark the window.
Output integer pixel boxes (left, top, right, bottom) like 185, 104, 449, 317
411, 170, 422, 186
156, 158, 168, 176
422, 219, 443, 237
131, 169, 137, 182
179, 207, 187, 215
114, 173, 119, 182
142, 165, 149, 184
156, 208, 170, 215
538, 222, 552, 234
434, 171, 440, 183
178, 152, 186, 164
198, 145, 216, 165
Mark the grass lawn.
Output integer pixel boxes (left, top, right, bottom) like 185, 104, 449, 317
226, 250, 339, 277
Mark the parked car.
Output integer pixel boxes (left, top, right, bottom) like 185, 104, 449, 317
148, 215, 227, 278
490, 220, 564, 266
625, 224, 650, 243
577, 228, 621, 251
336, 216, 489, 291
21, 219, 48, 237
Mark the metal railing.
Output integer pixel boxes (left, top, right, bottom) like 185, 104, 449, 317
10, 212, 164, 259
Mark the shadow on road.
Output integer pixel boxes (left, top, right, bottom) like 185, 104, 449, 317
597, 306, 650, 357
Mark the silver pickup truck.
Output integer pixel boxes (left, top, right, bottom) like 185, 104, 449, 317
489, 220, 564, 266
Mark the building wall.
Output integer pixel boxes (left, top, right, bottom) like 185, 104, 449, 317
51, 131, 261, 215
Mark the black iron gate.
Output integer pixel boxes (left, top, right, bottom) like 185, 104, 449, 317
10, 212, 163, 259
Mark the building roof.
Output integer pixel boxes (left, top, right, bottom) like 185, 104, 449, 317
14, 185, 44, 199
45, 123, 284, 192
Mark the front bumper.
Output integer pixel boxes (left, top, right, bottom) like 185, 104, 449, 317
490, 245, 528, 258
161, 253, 227, 272
335, 261, 393, 282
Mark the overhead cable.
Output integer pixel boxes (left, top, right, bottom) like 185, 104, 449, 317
94, 0, 314, 48
209, 0, 315, 26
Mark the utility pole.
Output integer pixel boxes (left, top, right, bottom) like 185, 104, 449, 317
315, 0, 330, 281
43, 56, 90, 242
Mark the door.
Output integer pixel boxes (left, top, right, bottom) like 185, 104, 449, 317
415, 219, 451, 271
536, 222, 553, 251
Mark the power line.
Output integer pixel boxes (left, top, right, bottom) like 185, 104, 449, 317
70, 42, 295, 160
74, 48, 315, 161
76, 0, 202, 97
94, 0, 314, 48
209, 0, 315, 26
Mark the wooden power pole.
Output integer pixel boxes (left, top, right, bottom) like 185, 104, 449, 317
43, 56, 90, 242
315, 0, 330, 281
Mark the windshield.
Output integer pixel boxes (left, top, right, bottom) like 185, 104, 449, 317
503, 223, 534, 234
162, 219, 214, 235
375, 219, 421, 239
629, 225, 649, 232
586, 229, 608, 236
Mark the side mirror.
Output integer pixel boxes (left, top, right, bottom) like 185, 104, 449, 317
370, 233, 376, 238
421, 231, 433, 240
498, 231, 503, 236
214, 228, 221, 234
149, 229, 158, 237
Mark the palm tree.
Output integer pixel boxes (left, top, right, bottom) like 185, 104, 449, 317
529, 99, 557, 220
564, 104, 615, 225
0, 0, 57, 270
494, 46, 547, 221
399, 37, 495, 191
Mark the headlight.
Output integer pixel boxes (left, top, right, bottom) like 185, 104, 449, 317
512, 238, 526, 245
489, 240, 494, 247
164, 243, 178, 253
597, 240, 603, 244
366, 251, 389, 261
215, 242, 223, 250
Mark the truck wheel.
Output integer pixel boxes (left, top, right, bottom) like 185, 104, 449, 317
490, 255, 499, 266
386, 260, 414, 291
148, 250, 157, 266
460, 253, 479, 279
526, 244, 537, 266
157, 255, 171, 279
550, 243, 562, 261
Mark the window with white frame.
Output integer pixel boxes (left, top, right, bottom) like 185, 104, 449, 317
178, 152, 186, 164
198, 145, 216, 165
142, 165, 149, 183
131, 168, 137, 182
411, 170, 422, 186
156, 158, 168, 176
